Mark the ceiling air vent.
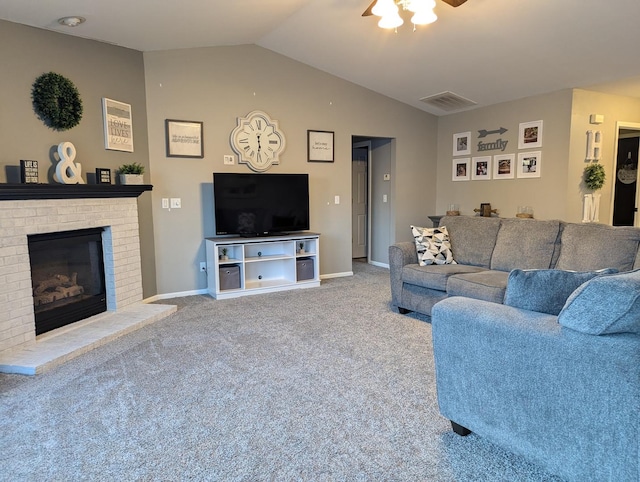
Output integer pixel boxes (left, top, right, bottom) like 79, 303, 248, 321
420, 91, 477, 112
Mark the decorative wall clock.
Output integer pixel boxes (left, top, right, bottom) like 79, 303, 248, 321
230, 111, 285, 172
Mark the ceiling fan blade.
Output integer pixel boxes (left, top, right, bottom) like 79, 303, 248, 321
362, 0, 376, 16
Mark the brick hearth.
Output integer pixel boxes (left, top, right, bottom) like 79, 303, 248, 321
0, 189, 175, 374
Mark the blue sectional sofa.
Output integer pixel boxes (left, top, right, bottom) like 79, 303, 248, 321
431, 269, 640, 481
389, 215, 640, 480
389, 215, 640, 316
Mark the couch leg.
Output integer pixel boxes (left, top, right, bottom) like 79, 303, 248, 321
397, 307, 412, 314
451, 421, 471, 436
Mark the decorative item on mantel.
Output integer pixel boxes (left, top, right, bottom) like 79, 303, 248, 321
117, 162, 145, 185
54, 141, 84, 184
474, 202, 497, 217
20, 160, 39, 184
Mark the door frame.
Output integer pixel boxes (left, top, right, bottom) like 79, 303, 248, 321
611, 121, 640, 227
353, 140, 372, 262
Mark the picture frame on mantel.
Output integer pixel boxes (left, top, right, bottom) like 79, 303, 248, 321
165, 119, 204, 158
307, 130, 334, 162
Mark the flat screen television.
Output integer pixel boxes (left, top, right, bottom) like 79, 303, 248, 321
213, 173, 310, 236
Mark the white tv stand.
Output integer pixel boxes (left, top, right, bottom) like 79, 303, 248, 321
205, 233, 320, 299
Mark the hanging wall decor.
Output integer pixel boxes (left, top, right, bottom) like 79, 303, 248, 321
31, 72, 83, 131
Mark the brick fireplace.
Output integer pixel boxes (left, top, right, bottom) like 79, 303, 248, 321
0, 185, 176, 374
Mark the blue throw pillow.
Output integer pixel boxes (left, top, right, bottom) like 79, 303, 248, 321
504, 268, 618, 316
558, 268, 640, 335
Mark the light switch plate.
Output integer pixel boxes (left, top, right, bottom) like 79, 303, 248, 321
224, 155, 235, 165
170, 198, 181, 209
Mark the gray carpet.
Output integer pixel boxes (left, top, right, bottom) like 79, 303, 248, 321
0, 261, 562, 481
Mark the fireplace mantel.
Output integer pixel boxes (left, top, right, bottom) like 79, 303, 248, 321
0, 184, 152, 200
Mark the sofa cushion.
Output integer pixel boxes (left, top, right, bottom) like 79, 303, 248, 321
447, 270, 509, 304
411, 225, 457, 266
440, 215, 502, 268
402, 264, 487, 291
555, 223, 640, 272
504, 268, 618, 316
558, 268, 640, 335
491, 219, 560, 271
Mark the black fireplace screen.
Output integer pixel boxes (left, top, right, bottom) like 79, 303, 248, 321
28, 228, 107, 335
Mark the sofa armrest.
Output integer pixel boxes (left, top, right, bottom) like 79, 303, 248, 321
388, 242, 417, 309
431, 297, 640, 481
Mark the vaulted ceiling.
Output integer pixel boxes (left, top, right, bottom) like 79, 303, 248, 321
2, 0, 640, 115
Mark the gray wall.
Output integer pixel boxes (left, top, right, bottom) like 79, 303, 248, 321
370, 138, 393, 265
436, 90, 573, 221
143, 45, 437, 294
435, 88, 640, 223
0, 20, 157, 297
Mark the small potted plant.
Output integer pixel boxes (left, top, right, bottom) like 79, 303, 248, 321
298, 242, 305, 254
220, 247, 229, 261
117, 162, 145, 185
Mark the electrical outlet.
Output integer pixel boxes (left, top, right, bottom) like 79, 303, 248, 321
170, 198, 181, 209
199, 262, 207, 272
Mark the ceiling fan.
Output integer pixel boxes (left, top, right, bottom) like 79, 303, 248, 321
362, 0, 468, 17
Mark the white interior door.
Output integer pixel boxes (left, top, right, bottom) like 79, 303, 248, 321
352, 152, 368, 258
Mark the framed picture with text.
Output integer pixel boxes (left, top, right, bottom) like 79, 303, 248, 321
165, 119, 204, 158
102, 98, 134, 152
308, 130, 334, 162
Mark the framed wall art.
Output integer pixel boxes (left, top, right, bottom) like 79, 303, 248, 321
102, 98, 134, 152
517, 151, 542, 178
308, 130, 334, 162
452, 158, 470, 181
471, 156, 492, 180
493, 153, 515, 179
453, 131, 471, 156
518, 120, 543, 149
165, 119, 204, 158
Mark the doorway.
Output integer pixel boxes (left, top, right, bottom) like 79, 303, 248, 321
612, 122, 640, 227
352, 142, 369, 261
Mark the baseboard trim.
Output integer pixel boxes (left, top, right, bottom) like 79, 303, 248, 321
369, 260, 389, 269
321, 271, 353, 280
144, 289, 209, 303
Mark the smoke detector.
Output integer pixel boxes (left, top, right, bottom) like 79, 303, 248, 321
58, 16, 86, 27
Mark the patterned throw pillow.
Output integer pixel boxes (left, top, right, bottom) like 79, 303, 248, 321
411, 225, 457, 266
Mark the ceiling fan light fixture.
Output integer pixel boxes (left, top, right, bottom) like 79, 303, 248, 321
378, 11, 404, 29
411, 9, 437, 25
372, 0, 398, 17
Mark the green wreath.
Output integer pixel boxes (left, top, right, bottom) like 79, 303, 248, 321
31, 72, 83, 131
584, 163, 606, 190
